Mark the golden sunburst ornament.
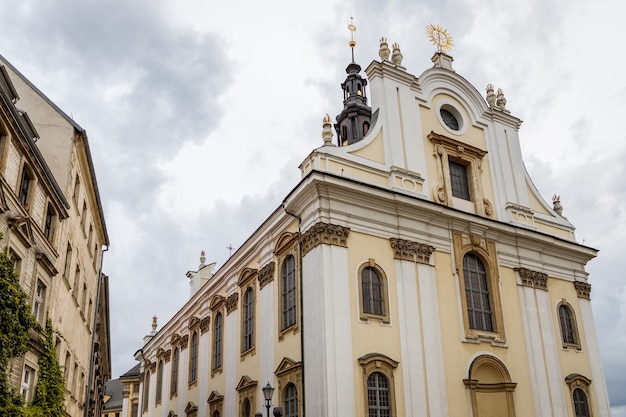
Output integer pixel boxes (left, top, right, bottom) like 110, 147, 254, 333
426, 24, 454, 53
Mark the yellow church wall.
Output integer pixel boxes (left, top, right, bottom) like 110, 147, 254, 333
419, 95, 497, 214
350, 128, 385, 164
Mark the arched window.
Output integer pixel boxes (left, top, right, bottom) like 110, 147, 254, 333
155, 360, 163, 403
367, 372, 390, 417
558, 303, 580, 348
359, 263, 389, 322
464, 355, 517, 417
142, 371, 150, 411
189, 332, 198, 383
213, 412, 220, 417
241, 398, 250, 417
283, 383, 298, 417
242, 288, 255, 352
573, 388, 590, 417
170, 348, 179, 395
463, 253, 493, 331
213, 313, 223, 369
282, 255, 297, 330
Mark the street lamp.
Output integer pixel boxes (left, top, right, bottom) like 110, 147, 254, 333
262, 382, 274, 417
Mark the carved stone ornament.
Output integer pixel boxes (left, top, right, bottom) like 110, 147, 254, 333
188, 316, 200, 329
574, 281, 592, 299
483, 198, 493, 217
389, 238, 434, 264
300, 222, 350, 256
226, 293, 239, 314
434, 184, 447, 204
178, 334, 189, 350
200, 316, 211, 334
469, 234, 482, 248
516, 268, 548, 290
258, 262, 275, 289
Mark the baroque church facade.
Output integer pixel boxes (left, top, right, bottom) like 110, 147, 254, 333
0, 56, 111, 417
130, 34, 610, 417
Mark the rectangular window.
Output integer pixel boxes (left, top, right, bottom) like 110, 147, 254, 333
449, 161, 471, 200
213, 313, 223, 370
73, 175, 80, 204
44, 204, 55, 240
131, 402, 139, 417
73, 264, 81, 299
64, 244, 73, 281
32, 279, 46, 324
21, 366, 35, 402
81, 202, 88, 232
282, 256, 297, 330
18, 167, 31, 207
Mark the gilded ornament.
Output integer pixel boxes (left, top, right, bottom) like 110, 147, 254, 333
426, 24, 454, 53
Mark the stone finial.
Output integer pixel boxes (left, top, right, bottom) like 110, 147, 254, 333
152, 315, 158, 331
199, 250, 206, 267
552, 195, 563, 215
379, 37, 390, 61
496, 88, 507, 109
391, 43, 403, 65
322, 113, 334, 146
486, 84, 496, 107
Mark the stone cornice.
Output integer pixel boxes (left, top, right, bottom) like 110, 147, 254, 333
516, 267, 548, 290
300, 222, 350, 256
258, 262, 275, 289
389, 238, 434, 264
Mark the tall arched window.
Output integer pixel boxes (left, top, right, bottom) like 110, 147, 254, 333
367, 372, 390, 417
241, 397, 250, 417
573, 388, 590, 417
558, 303, 579, 347
170, 347, 179, 395
242, 288, 255, 352
359, 263, 389, 322
213, 313, 223, 369
189, 332, 198, 383
283, 383, 298, 417
282, 255, 297, 330
155, 360, 163, 403
463, 253, 493, 331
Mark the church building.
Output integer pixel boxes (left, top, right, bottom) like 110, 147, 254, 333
131, 26, 611, 417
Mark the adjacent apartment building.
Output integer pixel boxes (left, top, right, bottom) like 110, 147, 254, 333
0, 55, 111, 417
129, 36, 611, 417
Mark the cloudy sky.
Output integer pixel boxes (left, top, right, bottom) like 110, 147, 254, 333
1, 0, 624, 414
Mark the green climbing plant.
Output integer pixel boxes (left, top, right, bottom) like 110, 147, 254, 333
25, 318, 65, 417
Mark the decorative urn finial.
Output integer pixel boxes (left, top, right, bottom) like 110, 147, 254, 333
322, 113, 334, 145
552, 195, 563, 216
379, 37, 390, 61
152, 315, 158, 331
391, 43, 403, 65
496, 88, 507, 109
486, 84, 496, 107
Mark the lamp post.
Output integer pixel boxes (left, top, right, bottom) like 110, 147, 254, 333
262, 382, 274, 417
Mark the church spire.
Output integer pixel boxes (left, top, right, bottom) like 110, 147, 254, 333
334, 17, 372, 146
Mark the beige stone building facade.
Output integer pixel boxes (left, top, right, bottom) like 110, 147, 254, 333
131, 40, 610, 417
0, 56, 110, 417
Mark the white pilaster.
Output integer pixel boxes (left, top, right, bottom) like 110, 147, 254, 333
198, 330, 210, 416
259, 279, 275, 386
178, 346, 188, 417
579, 299, 611, 417
224, 309, 238, 416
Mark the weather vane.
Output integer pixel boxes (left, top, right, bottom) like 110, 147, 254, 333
426, 24, 454, 53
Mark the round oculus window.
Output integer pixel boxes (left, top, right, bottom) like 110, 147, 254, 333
440, 108, 459, 131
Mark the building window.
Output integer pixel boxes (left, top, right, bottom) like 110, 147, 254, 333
170, 347, 179, 395
155, 360, 163, 403
242, 288, 254, 353
21, 366, 35, 402
558, 303, 580, 348
72, 264, 81, 299
64, 352, 71, 390
449, 161, 471, 201
142, 371, 150, 411
18, 165, 31, 207
188, 332, 198, 383
131, 402, 138, 417
358, 353, 398, 417
44, 203, 56, 240
367, 372, 390, 417
213, 313, 223, 370
358, 262, 390, 323
282, 255, 297, 330
241, 398, 250, 417
32, 279, 46, 325
573, 389, 590, 417
81, 202, 88, 231
463, 253, 493, 332
283, 383, 298, 417
73, 175, 80, 204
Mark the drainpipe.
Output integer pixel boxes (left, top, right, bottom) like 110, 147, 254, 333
281, 204, 305, 417
84, 244, 109, 417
